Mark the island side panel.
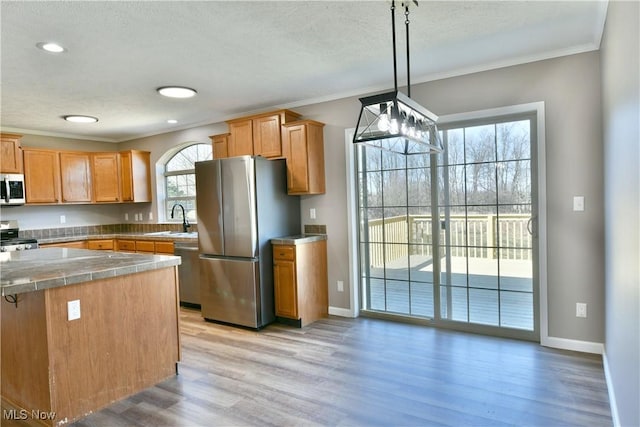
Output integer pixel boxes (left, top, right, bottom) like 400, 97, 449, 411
1, 291, 53, 417
44, 266, 180, 425
297, 240, 328, 327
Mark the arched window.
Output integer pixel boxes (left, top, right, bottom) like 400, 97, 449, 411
164, 143, 212, 223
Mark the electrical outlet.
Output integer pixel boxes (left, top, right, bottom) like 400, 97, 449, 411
67, 300, 81, 321
310, 208, 316, 219
60, 215, 66, 224
576, 302, 587, 318
573, 196, 585, 212
148, 212, 153, 221
337, 280, 344, 292
124, 213, 129, 221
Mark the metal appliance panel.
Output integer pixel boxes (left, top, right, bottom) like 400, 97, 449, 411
195, 160, 224, 256
174, 244, 200, 306
221, 156, 258, 258
199, 256, 260, 328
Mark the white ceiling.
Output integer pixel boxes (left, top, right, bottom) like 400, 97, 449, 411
0, 0, 608, 143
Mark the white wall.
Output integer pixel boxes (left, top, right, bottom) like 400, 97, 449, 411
600, 1, 640, 426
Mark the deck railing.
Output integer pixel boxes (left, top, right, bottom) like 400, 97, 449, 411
365, 214, 532, 267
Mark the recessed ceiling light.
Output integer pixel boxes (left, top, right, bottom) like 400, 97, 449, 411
157, 86, 197, 98
167, 119, 178, 124
36, 42, 66, 53
63, 115, 98, 123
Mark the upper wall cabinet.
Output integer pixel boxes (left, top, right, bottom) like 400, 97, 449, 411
210, 133, 229, 159
23, 148, 60, 204
1, 133, 23, 174
226, 109, 301, 159
59, 152, 92, 203
282, 120, 326, 195
120, 150, 151, 203
92, 152, 121, 203
22, 147, 151, 205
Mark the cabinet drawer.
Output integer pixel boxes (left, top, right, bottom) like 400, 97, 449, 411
117, 240, 136, 252
273, 245, 295, 261
88, 239, 114, 250
154, 241, 174, 254
135, 240, 155, 253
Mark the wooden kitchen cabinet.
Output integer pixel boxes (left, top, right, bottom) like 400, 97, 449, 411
210, 133, 229, 159
116, 239, 136, 252
59, 151, 92, 203
272, 239, 328, 327
117, 239, 174, 254
39, 241, 88, 249
22, 148, 60, 203
0, 133, 23, 173
120, 150, 151, 203
226, 109, 301, 159
154, 241, 175, 254
92, 152, 121, 203
87, 239, 114, 250
282, 120, 325, 195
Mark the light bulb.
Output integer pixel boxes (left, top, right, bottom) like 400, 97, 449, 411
377, 103, 390, 131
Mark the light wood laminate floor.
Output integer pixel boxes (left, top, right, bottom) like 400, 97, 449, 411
13, 308, 614, 426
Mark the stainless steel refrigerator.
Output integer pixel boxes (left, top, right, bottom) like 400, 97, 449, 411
195, 156, 300, 328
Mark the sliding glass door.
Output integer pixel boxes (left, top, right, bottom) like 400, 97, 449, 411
356, 112, 539, 340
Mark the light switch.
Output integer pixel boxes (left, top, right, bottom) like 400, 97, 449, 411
573, 196, 585, 212
67, 300, 81, 321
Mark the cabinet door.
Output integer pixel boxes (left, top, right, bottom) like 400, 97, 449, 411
284, 123, 310, 194
59, 152, 92, 203
0, 133, 23, 173
87, 239, 114, 250
92, 152, 121, 202
116, 239, 136, 252
253, 114, 282, 158
121, 150, 151, 203
210, 134, 229, 159
135, 240, 155, 253
154, 241, 174, 254
23, 149, 60, 203
274, 259, 298, 319
228, 119, 254, 157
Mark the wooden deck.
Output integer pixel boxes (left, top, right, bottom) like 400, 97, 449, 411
366, 255, 534, 330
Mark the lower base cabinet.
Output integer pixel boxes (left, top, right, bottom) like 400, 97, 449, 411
272, 239, 327, 327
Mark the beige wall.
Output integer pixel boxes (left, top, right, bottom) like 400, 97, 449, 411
601, 1, 640, 425
6, 50, 608, 348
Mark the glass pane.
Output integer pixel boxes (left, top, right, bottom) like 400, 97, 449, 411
466, 163, 496, 205
441, 285, 468, 322
466, 205, 497, 249
385, 280, 410, 314
383, 169, 407, 207
407, 168, 431, 206
499, 250, 533, 292
362, 208, 384, 242
166, 144, 212, 172
468, 256, 498, 290
385, 245, 409, 281
166, 198, 196, 221
440, 246, 467, 287
469, 288, 498, 326
465, 124, 496, 164
440, 206, 467, 247
498, 208, 532, 251
369, 277, 385, 311
500, 291, 534, 330
410, 281, 433, 317
367, 242, 384, 271
497, 160, 531, 205
446, 128, 465, 166
166, 175, 179, 197
359, 145, 382, 172
382, 149, 406, 171
384, 209, 408, 244
365, 171, 383, 207
408, 209, 432, 245
408, 247, 434, 283
497, 120, 530, 161
407, 152, 432, 169
438, 165, 465, 206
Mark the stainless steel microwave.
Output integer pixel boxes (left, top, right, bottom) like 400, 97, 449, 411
0, 173, 26, 205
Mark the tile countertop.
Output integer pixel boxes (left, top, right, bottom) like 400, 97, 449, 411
0, 248, 181, 296
270, 234, 327, 245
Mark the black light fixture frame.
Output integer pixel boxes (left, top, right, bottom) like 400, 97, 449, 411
353, 0, 443, 155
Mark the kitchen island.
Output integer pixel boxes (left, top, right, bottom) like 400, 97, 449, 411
0, 248, 181, 426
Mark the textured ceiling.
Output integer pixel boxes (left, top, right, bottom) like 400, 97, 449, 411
0, 1, 608, 142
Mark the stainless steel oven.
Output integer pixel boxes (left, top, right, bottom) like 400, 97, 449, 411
0, 220, 38, 252
0, 173, 26, 205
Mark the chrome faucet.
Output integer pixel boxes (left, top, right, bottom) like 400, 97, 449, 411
170, 203, 191, 233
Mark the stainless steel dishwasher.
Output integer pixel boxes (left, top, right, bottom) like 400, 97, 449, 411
174, 242, 201, 308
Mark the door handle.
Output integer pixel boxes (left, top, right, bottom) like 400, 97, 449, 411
527, 216, 536, 236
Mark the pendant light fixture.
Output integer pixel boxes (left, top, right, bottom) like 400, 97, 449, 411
353, 1, 443, 155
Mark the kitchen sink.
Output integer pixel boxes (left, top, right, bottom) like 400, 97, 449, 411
143, 231, 197, 238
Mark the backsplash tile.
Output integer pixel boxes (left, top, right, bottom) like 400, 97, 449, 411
19, 223, 184, 239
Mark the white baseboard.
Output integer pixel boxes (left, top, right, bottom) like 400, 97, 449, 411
542, 336, 604, 354
328, 306, 357, 318
602, 350, 621, 427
